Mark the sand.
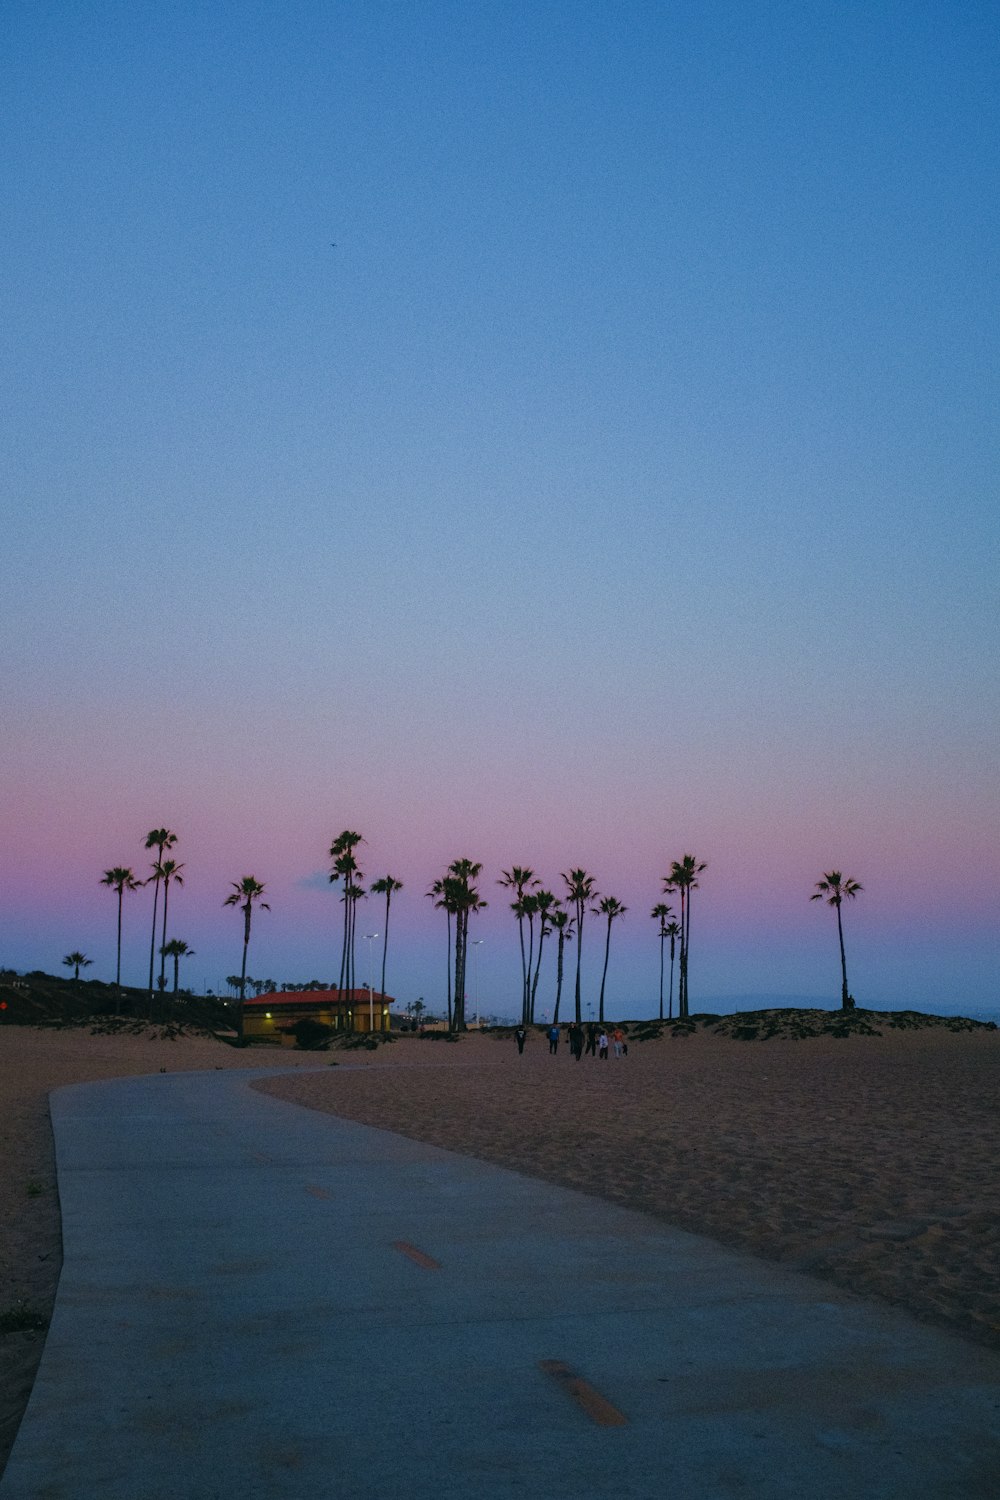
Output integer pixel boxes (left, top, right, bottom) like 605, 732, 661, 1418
2, 1020, 999, 1476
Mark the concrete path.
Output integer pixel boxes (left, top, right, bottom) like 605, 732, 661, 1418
2, 1067, 999, 1499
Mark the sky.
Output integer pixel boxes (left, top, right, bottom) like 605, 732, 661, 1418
2, 1, 998, 1020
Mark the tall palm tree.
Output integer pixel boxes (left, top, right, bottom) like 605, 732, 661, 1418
498, 867, 537, 1024
151, 859, 185, 992
370, 875, 403, 1002
663, 855, 706, 1019
594, 896, 627, 1022
329, 831, 364, 998
650, 902, 673, 1021
664, 919, 681, 1020
63, 952, 91, 982
811, 871, 863, 1010
426, 877, 453, 1027
101, 866, 141, 1012
143, 828, 177, 1003
446, 858, 485, 1032
549, 908, 575, 1024
561, 869, 598, 1023
528, 889, 558, 1023
160, 938, 195, 994
224, 877, 270, 1043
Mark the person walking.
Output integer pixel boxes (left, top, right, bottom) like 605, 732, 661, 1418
547, 1024, 560, 1055
514, 1025, 527, 1055
585, 1023, 598, 1057
598, 1029, 609, 1060
612, 1027, 624, 1059
569, 1021, 584, 1060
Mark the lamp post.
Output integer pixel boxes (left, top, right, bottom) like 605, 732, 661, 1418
472, 939, 483, 1028
363, 933, 379, 1030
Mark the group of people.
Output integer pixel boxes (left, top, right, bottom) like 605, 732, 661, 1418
513, 1022, 628, 1060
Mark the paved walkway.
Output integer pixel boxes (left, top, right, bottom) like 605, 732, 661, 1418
2, 1067, 999, 1498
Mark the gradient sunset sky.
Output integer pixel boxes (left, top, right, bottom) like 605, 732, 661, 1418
3, 1, 997, 1018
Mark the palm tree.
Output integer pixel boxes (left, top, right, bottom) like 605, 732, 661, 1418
143, 828, 177, 1003
650, 902, 673, 1021
561, 869, 598, 1023
63, 952, 92, 982
664, 919, 681, 1020
549, 908, 575, 1024
101, 866, 141, 1011
811, 871, 863, 1010
329, 831, 364, 998
594, 896, 627, 1022
663, 855, 706, 1019
426, 878, 453, 1027
224, 877, 270, 1042
446, 859, 486, 1031
160, 938, 195, 994
528, 889, 558, 1023
370, 875, 403, 1002
498, 867, 537, 1024
151, 859, 185, 991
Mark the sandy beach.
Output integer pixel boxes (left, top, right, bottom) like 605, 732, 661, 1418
2, 1019, 999, 1475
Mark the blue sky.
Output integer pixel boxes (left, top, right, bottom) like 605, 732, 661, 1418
2, 1, 998, 1016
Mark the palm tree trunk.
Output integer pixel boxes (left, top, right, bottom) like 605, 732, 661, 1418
453, 911, 465, 1031
173, 954, 180, 993
159, 878, 171, 991
574, 909, 584, 1023
530, 928, 547, 1023
338, 891, 349, 997
517, 914, 528, 1027
524, 915, 535, 1025
553, 932, 565, 1024
147, 876, 160, 1013
598, 917, 611, 1022
668, 938, 676, 1020
679, 889, 689, 1019
445, 910, 453, 1029
237, 907, 251, 1043
658, 931, 664, 1021
115, 889, 124, 1016
836, 902, 850, 1009
380, 893, 391, 1001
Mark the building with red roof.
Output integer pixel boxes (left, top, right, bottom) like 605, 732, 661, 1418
242, 987, 393, 1045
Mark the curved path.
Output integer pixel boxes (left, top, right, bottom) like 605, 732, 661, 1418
2, 1067, 999, 1498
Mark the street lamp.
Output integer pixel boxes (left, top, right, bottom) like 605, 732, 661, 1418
472, 939, 483, 1027
363, 933, 379, 1030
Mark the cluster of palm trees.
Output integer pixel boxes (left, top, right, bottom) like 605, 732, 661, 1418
427, 860, 487, 1030
491, 860, 702, 1027
89, 825, 863, 1030
327, 830, 405, 1012
98, 830, 193, 1015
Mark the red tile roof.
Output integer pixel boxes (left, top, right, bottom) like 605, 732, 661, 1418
243, 988, 393, 1008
